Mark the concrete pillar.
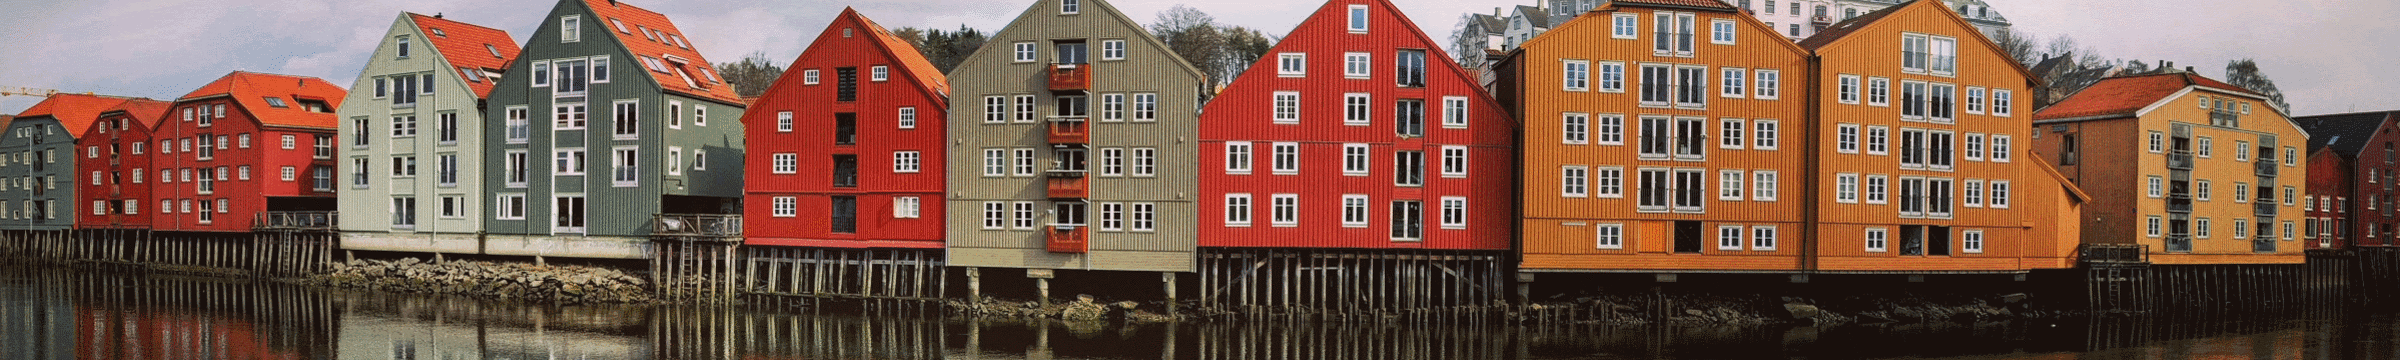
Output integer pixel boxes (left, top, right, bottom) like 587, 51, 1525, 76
1515, 272, 1537, 306
1036, 278, 1051, 306
966, 267, 982, 303
1162, 272, 1178, 317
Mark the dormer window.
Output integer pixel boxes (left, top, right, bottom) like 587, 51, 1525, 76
1062, 0, 1080, 14
264, 97, 289, 108
560, 15, 581, 43
1347, 5, 1369, 33
396, 36, 411, 58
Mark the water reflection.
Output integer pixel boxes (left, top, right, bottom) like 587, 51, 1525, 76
0, 267, 2389, 359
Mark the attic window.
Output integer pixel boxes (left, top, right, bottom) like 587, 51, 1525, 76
610, 18, 629, 33
460, 67, 485, 83
1062, 0, 1080, 14
486, 44, 502, 58
264, 97, 289, 108
297, 99, 330, 113
843, 28, 854, 38
432, 28, 447, 37
640, 26, 657, 41
641, 56, 669, 73
669, 34, 690, 49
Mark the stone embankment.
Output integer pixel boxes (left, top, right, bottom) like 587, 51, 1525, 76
304, 258, 655, 304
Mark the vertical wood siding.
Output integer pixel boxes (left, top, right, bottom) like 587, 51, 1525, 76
742, 10, 949, 249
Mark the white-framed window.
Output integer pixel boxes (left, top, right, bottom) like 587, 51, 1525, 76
770, 197, 797, 217
1838, 75, 1860, 104
1225, 193, 1253, 227
1595, 167, 1624, 198
493, 194, 526, 220
1993, 90, 2013, 117
1836, 173, 1860, 203
2235, 219, 2250, 239
898, 107, 917, 129
1718, 225, 1746, 251
1718, 169, 1746, 201
1131, 93, 1158, 121
1562, 60, 1590, 91
2198, 217, 2214, 238
1990, 181, 2011, 208
1277, 53, 1306, 76
1594, 223, 1626, 249
2146, 215, 2163, 237
1271, 194, 1299, 227
1342, 195, 1370, 228
1965, 134, 1986, 161
1014, 95, 1036, 123
1100, 93, 1125, 122
1751, 226, 1778, 251
1442, 96, 1469, 128
1562, 113, 1590, 144
1719, 118, 1747, 150
280, 166, 295, 181
1012, 148, 1038, 176
803, 69, 821, 85
871, 65, 889, 82
1012, 42, 1036, 62
1272, 142, 1299, 175
1961, 230, 1984, 253
1865, 227, 1889, 252
1101, 40, 1125, 60
1868, 77, 1890, 106
1344, 144, 1370, 176
504, 150, 528, 187
2285, 147, 2298, 167
1224, 141, 1253, 175
894, 196, 920, 219
1710, 19, 1735, 44
1753, 70, 1779, 99
2197, 180, 2213, 201
1837, 124, 1860, 153
1100, 148, 1124, 176
1752, 171, 1778, 201
1061, 0, 1080, 13
2147, 131, 2165, 153
1990, 135, 2012, 162
609, 147, 638, 187
1440, 146, 1467, 178
1272, 92, 1300, 124
1099, 203, 1124, 231
1965, 87, 1987, 114
2148, 176, 2165, 198
1346, 4, 1369, 32
1595, 114, 1625, 145
1562, 166, 1589, 198
1598, 62, 1626, 92
1130, 203, 1157, 232
1611, 13, 1638, 39
979, 202, 1006, 229
1965, 179, 1985, 207
1344, 52, 1370, 78
1865, 175, 1890, 204
894, 151, 921, 173
1344, 93, 1371, 126
1131, 148, 1157, 177
1012, 202, 1037, 230
983, 96, 1006, 123
1753, 120, 1779, 150
1720, 67, 1747, 98
772, 153, 798, 174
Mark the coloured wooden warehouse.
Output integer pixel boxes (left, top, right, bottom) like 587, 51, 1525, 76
150, 72, 346, 232
2294, 110, 2400, 250
1195, 0, 1517, 311
943, 0, 1208, 300
76, 98, 173, 230
5, 94, 148, 230
738, 8, 951, 299
2032, 72, 2307, 265
336, 12, 521, 255
480, 0, 746, 260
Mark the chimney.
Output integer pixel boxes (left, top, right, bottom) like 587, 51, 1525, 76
1495, 7, 1502, 16
435, 12, 443, 19
2185, 66, 2195, 73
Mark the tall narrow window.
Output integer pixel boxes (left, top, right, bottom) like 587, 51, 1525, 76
1394, 151, 1424, 186
611, 100, 638, 139
1395, 50, 1426, 87
1396, 99, 1425, 136
1390, 200, 1422, 241
1346, 5, 1369, 32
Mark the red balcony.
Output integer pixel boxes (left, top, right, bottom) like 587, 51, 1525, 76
1047, 117, 1089, 145
1046, 225, 1089, 253
1048, 63, 1092, 92
1047, 174, 1088, 199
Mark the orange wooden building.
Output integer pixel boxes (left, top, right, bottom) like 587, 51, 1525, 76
1501, 0, 2082, 276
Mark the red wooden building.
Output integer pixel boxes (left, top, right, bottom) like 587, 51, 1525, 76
77, 99, 172, 229
1197, 0, 1515, 250
2296, 110, 2400, 249
151, 72, 346, 232
742, 8, 949, 249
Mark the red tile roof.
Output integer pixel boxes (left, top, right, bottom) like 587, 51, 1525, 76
843, 8, 948, 97
585, 0, 743, 105
16, 93, 140, 138
103, 99, 173, 129
409, 13, 520, 99
2033, 72, 2263, 121
179, 71, 349, 129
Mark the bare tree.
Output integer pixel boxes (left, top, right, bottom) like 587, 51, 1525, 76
714, 51, 785, 98
1219, 26, 1276, 84
1992, 29, 2037, 67
1151, 5, 1231, 87
2224, 58, 2291, 112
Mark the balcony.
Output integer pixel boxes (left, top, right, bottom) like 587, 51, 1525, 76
653, 214, 742, 239
2255, 202, 2279, 217
1048, 63, 1092, 93
2255, 160, 2278, 177
2164, 236, 2193, 253
2167, 151, 2193, 170
2079, 244, 2149, 264
2166, 195, 2193, 213
1046, 172, 1088, 199
1046, 225, 1089, 253
2211, 110, 2239, 127
1047, 117, 1089, 145
254, 211, 337, 231
1812, 15, 1833, 25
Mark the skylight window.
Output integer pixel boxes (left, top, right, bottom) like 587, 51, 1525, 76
610, 18, 629, 33
486, 44, 501, 58
431, 28, 447, 37
639, 26, 657, 41
669, 34, 689, 49
459, 67, 485, 83
264, 97, 289, 108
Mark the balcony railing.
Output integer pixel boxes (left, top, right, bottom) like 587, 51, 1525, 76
1047, 173, 1088, 199
1047, 117, 1089, 145
1046, 225, 1089, 253
1048, 63, 1092, 92
2165, 236, 2193, 253
2167, 151, 2193, 170
254, 211, 337, 231
654, 214, 742, 238
2255, 160, 2278, 177
2079, 244, 2150, 264
2166, 196, 2193, 213
2254, 238, 2278, 253
2255, 202, 2279, 217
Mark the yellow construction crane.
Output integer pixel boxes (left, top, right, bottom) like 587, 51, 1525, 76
0, 86, 63, 98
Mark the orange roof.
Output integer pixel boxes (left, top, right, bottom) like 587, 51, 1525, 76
1613, 0, 1736, 11
16, 93, 139, 138
846, 8, 949, 97
179, 71, 349, 129
2033, 72, 2262, 120
408, 13, 521, 99
101, 99, 173, 129
585, 0, 744, 105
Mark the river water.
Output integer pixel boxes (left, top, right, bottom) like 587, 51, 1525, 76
0, 268, 2386, 360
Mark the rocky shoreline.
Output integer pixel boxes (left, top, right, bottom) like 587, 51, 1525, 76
302, 258, 656, 304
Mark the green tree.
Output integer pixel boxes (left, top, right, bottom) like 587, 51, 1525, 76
2224, 58, 2290, 112
713, 51, 785, 98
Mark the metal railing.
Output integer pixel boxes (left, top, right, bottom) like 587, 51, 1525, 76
2079, 244, 2150, 264
2167, 151, 2193, 170
2256, 160, 2278, 177
254, 211, 337, 231
654, 214, 743, 238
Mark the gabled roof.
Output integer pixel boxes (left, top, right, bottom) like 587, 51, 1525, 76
408, 13, 520, 99
88, 99, 171, 135
845, 8, 948, 97
1796, 2, 1908, 50
179, 71, 348, 129
582, 0, 743, 105
15, 93, 139, 137
1793, 0, 2039, 86
2294, 111, 2398, 156
1470, 14, 1504, 32
2032, 72, 2263, 121
1514, 5, 1552, 28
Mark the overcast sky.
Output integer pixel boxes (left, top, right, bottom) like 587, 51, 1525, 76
4, 0, 2394, 117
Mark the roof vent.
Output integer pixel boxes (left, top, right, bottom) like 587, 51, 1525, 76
435, 13, 443, 19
